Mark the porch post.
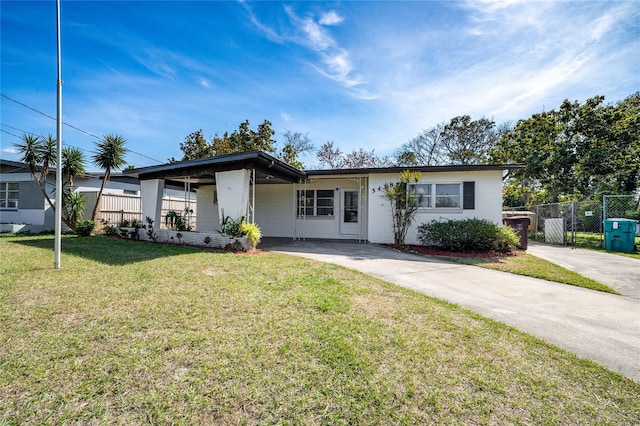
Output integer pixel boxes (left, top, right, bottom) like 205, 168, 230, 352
140, 179, 164, 227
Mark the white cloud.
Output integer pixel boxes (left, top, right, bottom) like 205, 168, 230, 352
281, 112, 292, 122
301, 17, 334, 51
199, 78, 210, 88
2, 147, 19, 155
246, 4, 368, 97
319, 11, 344, 26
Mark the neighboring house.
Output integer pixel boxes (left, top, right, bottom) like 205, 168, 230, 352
125, 151, 522, 245
0, 159, 52, 233
0, 159, 195, 232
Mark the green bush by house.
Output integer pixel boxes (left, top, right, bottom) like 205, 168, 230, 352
417, 218, 520, 252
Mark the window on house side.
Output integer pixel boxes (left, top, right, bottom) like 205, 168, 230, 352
297, 190, 334, 217
408, 183, 461, 209
0, 182, 19, 209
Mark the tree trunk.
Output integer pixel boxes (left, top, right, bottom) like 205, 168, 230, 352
91, 169, 110, 224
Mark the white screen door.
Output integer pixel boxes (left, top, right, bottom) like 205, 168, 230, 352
340, 189, 359, 235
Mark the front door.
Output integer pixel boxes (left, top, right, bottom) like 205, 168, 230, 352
340, 189, 359, 235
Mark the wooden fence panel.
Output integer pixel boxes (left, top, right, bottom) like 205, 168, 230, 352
98, 193, 197, 229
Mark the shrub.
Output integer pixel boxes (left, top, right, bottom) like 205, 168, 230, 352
494, 225, 521, 252
240, 222, 262, 249
218, 215, 246, 238
74, 220, 95, 236
417, 218, 519, 253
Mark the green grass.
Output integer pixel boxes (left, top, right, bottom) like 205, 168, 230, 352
1, 235, 639, 424
438, 253, 620, 294
571, 231, 640, 260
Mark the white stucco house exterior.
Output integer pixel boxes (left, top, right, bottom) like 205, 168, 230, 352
125, 151, 521, 245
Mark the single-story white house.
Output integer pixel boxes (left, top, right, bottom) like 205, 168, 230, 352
0, 159, 193, 233
124, 151, 522, 245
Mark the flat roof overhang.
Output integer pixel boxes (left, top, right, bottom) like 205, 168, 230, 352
305, 163, 525, 176
124, 150, 307, 187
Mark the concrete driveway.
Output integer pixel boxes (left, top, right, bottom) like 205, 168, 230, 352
263, 239, 640, 382
527, 242, 640, 298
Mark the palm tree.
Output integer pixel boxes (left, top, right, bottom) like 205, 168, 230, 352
91, 134, 127, 222
61, 146, 85, 191
40, 134, 58, 181
14, 133, 56, 208
14, 133, 42, 179
14, 133, 86, 228
58, 147, 87, 229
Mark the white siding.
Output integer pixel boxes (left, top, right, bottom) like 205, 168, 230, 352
250, 177, 369, 240
255, 184, 295, 237
367, 170, 504, 244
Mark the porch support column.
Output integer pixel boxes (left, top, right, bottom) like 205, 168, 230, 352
215, 169, 251, 222
141, 179, 164, 227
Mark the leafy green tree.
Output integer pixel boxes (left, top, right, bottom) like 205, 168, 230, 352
440, 116, 503, 165
492, 93, 639, 206
91, 134, 127, 223
176, 120, 279, 161
177, 130, 214, 161
213, 119, 277, 156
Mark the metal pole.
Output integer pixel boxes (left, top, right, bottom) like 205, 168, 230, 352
54, 0, 63, 269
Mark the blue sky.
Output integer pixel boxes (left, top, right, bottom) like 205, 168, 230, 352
1, 1, 638, 169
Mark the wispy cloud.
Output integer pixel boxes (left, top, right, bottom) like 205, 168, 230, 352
244, 3, 372, 97
319, 10, 344, 26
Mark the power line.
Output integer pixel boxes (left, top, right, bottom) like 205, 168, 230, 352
1, 128, 21, 139
1, 93, 164, 164
1, 93, 101, 140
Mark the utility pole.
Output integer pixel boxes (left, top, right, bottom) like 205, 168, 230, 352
54, 0, 63, 269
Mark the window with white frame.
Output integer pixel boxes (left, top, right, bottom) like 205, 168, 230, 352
0, 182, 19, 209
297, 189, 334, 216
409, 183, 462, 209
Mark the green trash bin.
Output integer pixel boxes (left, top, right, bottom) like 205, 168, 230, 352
603, 218, 638, 253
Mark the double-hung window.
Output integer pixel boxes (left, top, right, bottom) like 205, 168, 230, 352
297, 190, 334, 217
409, 183, 467, 209
0, 182, 19, 209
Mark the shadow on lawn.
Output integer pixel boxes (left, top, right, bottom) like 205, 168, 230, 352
10, 235, 217, 266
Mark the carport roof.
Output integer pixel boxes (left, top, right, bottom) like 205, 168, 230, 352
124, 150, 307, 186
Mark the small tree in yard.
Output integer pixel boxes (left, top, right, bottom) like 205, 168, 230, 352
380, 170, 422, 245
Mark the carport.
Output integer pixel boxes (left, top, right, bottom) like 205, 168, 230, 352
124, 151, 306, 231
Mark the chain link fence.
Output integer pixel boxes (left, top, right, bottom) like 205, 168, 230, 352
506, 194, 639, 249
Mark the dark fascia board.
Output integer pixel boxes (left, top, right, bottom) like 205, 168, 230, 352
0, 158, 41, 173
305, 163, 524, 176
124, 150, 307, 182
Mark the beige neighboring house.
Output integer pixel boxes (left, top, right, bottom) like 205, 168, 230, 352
124, 151, 522, 245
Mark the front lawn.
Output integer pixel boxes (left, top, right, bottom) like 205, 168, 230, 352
1, 235, 638, 424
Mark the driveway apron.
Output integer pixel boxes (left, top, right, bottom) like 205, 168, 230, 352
266, 240, 640, 382
527, 242, 640, 298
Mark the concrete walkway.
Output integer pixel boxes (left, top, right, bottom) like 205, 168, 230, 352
527, 242, 640, 298
264, 239, 640, 382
